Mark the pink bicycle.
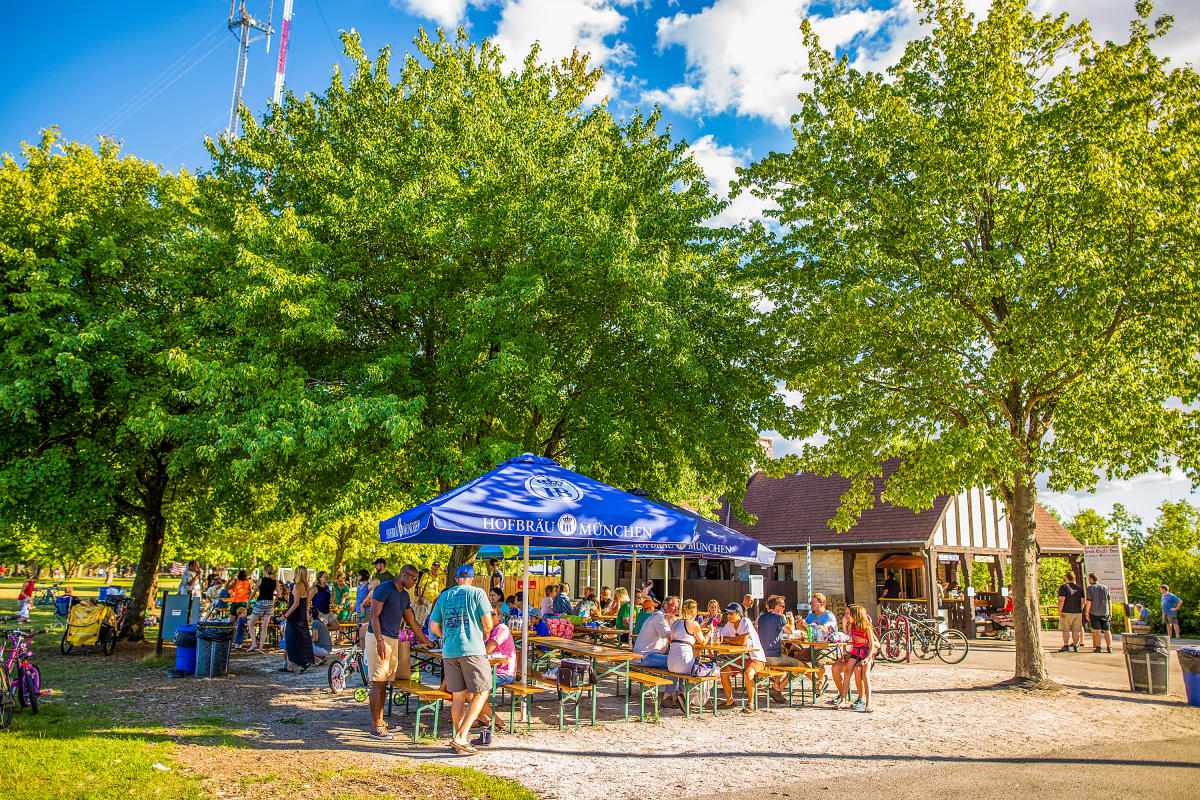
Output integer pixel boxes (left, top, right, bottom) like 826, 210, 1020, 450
0, 617, 50, 728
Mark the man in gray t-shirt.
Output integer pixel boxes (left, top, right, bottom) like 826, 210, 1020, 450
1084, 573, 1112, 653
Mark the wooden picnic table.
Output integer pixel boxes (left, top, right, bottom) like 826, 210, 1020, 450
528, 635, 642, 723
784, 638, 847, 702
572, 626, 623, 644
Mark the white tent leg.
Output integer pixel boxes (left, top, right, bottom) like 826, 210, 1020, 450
629, 550, 637, 640
522, 537, 529, 692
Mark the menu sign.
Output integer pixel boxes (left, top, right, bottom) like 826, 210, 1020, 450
1083, 544, 1128, 605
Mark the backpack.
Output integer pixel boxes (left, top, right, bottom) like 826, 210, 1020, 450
558, 657, 596, 688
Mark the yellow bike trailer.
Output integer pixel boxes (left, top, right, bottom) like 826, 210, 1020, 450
61, 603, 118, 655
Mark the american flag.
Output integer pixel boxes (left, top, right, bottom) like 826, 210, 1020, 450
168, 562, 185, 576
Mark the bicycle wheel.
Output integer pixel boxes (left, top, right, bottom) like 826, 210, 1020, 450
102, 627, 117, 656
0, 671, 12, 730
328, 659, 346, 693
22, 667, 39, 714
877, 628, 908, 663
936, 630, 969, 664
914, 633, 937, 660
60, 631, 73, 655
356, 654, 370, 687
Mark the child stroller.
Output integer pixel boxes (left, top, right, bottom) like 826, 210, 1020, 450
61, 602, 119, 655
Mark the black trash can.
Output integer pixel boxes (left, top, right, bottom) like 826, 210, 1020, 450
1123, 633, 1170, 694
195, 623, 236, 678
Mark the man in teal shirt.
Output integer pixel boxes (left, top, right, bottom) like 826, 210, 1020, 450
430, 565, 493, 754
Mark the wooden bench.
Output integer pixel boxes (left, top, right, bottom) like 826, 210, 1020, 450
637, 666, 720, 719
531, 675, 595, 730
767, 664, 824, 706
625, 670, 675, 719
387, 679, 452, 741
497, 681, 551, 733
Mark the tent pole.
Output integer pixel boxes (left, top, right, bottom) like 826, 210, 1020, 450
522, 537, 529, 691
679, 556, 685, 602
629, 550, 637, 640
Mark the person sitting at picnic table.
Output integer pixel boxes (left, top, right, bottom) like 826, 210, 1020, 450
633, 597, 657, 635
598, 586, 616, 615
757, 594, 800, 704
718, 602, 768, 708
540, 585, 557, 616
474, 594, 518, 730
637, 580, 658, 607
699, 599, 722, 628
310, 606, 332, 664
613, 587, 633, 639
574, 587, 598, 618
829, 604, 878, 712
805, 593, 838, 634
553, 582, 575, 616
488, 587, 511, 617
634, 595, 680, 701
667, 599, 712, 709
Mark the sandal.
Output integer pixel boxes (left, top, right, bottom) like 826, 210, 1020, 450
449, 739, 477, 755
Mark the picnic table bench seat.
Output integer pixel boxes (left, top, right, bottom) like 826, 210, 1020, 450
386, 679, 453, 741
625, 670, 675, 719
635, 666, 720, 719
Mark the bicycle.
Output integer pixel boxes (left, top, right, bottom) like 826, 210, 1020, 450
32, 583, 64, 607
0, 618, 49, 727
327, 639, 369, 701
878, 614, 969, 664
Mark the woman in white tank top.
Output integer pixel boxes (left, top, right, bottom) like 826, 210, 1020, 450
667, 598, 708, 673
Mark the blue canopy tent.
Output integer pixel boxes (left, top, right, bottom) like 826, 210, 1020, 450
377, 453, 702, 689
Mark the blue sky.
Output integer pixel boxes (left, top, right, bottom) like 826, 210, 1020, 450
2, 0, 1197, 525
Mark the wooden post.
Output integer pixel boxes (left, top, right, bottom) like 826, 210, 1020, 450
924, 549, 937, 618
842, 551, 857, 606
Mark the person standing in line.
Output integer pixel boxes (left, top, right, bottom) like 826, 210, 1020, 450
1084, 573, 1112, 654
1057, 571, 1085, 653
428, 565, 494, 755
244, 565, 278, 653
1160, 584, 1183, 640
281, 565, 315, 673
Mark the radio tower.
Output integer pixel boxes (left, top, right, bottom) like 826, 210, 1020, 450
227, 0, 274, 138
273, 0, 295, 105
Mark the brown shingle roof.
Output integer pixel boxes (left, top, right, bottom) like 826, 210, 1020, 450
1033, 504, 1084, 555
718, 459, 949, 550
718, 461, 1085, 556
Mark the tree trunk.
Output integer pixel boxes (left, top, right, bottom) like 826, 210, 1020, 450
1006, 481, 1050, 683
331, 524, 354, 578
122, 512, 167, 640
447, 545, 480, 583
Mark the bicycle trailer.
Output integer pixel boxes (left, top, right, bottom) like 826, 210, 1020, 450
61, 604, 118, 655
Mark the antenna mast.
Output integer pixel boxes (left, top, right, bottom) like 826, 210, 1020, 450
227, 0, 273, 137
272, 0, 295, 105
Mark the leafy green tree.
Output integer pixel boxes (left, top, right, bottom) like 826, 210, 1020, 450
0, 132, 206, 639
1065, 508, 1116, 547
193, 31, 782, 572
1126, 500, 1200, 633
740, 0, 1200, 683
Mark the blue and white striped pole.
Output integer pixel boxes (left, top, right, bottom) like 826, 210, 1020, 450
806, 541, 812, 605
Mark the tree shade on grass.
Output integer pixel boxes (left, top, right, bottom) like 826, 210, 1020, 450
739, 0, 1200, 683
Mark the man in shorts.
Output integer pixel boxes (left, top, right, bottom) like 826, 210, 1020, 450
1161, 584, 1183, 639
429, 565, 493, 754
366, 564, 431, 740
1084, 573, 1112, 653
757, 595, 800, 704
1056, 571, 1085, 652
718, 602, 767, 709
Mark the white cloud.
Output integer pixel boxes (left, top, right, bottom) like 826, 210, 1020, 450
391, 0, 485, 29
648, 0, 893, 122
492, 0, 632, 67
687, 134, 773, 226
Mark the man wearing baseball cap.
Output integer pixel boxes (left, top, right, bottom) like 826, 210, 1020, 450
718, 602, 767, 709
373, 557, 393, 583
429, 564, 493, 754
